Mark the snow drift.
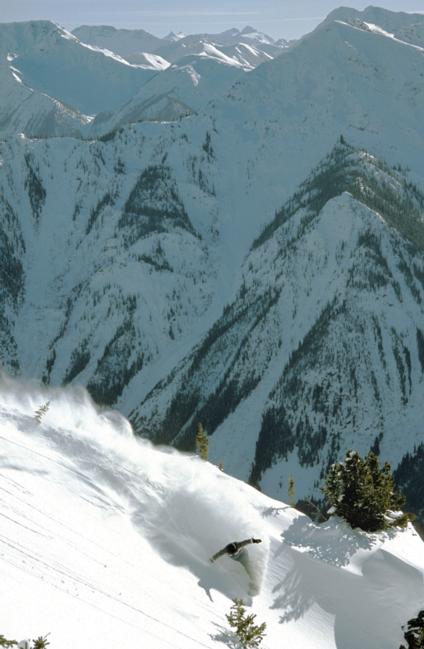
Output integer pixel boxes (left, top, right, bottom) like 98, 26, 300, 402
0, 375, 423, 648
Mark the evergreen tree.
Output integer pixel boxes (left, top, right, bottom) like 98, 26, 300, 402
400, 610, 424, 649
0, 634, 50, 648
288, 475, 296, 506
195, 422, 208, 461
32, 636, 50, 649
226, 599, 266, 649
34, 401, 50, 424
323, 450, 408, 532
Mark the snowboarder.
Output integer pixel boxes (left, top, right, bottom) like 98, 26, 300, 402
210, 537, 262, 563
210, 538, 263, 595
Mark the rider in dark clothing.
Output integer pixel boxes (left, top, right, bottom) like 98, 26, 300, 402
210, 537, 262, 563
210, 537, 263, 596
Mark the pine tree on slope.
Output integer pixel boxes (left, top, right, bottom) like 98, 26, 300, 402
323, 450, 408, 532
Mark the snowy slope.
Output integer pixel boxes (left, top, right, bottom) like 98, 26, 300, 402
72, 24, 285, 71
153, 40, 276, 71
0, 21, 156, 114
0, 375, 423, 649
72, 25, 165, 63
323, 6, 424, 48
0, 131, 219, 410
127, 52, 170, 70
218, 42, 274, 70
90, 57, 243, 133
153, 27, 285, 69
0, 61, 91, 138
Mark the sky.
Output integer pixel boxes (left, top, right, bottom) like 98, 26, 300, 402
0, 0, 423, 39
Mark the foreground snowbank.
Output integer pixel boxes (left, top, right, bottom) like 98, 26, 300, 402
0, 375, 422, 648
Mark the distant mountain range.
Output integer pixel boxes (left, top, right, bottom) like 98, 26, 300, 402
72, 23, 289, 68
0, 20, 289, 139
1, 6, 424, 522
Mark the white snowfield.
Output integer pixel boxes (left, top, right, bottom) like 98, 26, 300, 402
0, 376, 423, 649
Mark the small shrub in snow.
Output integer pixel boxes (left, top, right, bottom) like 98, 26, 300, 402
323, 450, 408, 532
400, 610, 424, 649
226, 599, 266, 649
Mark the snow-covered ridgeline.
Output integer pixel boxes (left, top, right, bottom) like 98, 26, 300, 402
1, 10, 424, 141
0, 62, 91, 138
0, 20, 157, 122
323, 6, 424, 48
72, 24, 165, 63
0, 375, 423, 649
88, 57, 243, 134
72, 23, 286, 69
0, 18, 289, 138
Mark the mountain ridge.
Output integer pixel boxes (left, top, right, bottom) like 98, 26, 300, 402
0, 19, 157, 116
72, 22, 286, 70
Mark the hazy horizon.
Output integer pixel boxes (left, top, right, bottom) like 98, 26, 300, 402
1, 1, 424, 40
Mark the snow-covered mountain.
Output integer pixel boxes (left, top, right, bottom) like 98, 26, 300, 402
0, 21, 156, 116
89, 57, 243, 133
1, 376, 423, 649
323, 5, 424, 48
153, 26, 286, 70
164, 31, 186, 42
72, 24, 288, 71
72, 24, 165, 62
0, 61, 91, 138
0, 20, 287, 138
1, 8, 424, 522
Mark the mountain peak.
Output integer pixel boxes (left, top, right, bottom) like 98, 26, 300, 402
0, 19, 72, 57
0, 18, 63, 37
164, 30, 186, 41
241, 25, 257, 34
253, 142, 424, 251
318, 4, 424, 49
324, 4, 424, 27
239, 25, 275, 44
